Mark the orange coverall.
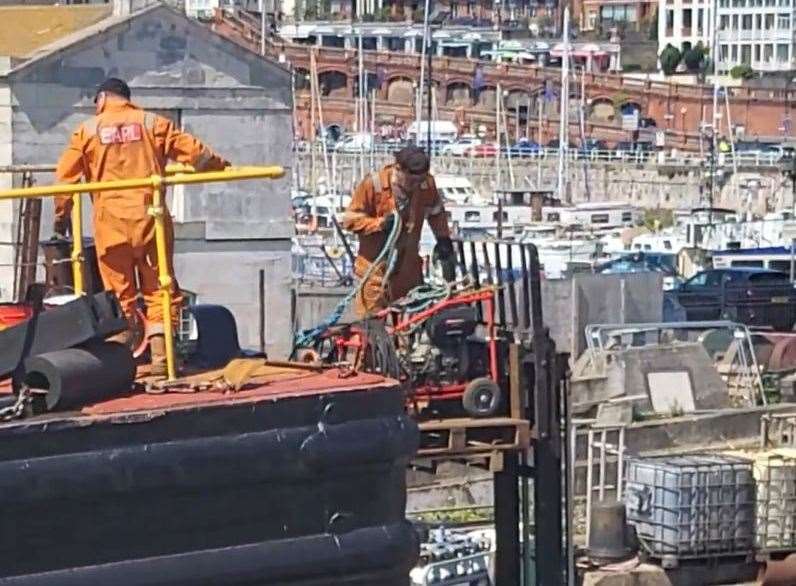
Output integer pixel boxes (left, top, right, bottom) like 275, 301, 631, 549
342, 164, 450, 317
55, 98, 228, 327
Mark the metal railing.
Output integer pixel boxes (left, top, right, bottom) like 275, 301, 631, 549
0, 164, 285, 381
295, 141, 793, 169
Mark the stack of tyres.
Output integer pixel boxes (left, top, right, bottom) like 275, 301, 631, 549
624, 454, 756, 568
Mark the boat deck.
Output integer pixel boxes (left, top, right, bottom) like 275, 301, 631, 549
0, 363, 394, 426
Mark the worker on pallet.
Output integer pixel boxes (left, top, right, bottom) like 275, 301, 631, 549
342, 146, 454, 317
54, 78, 230, 375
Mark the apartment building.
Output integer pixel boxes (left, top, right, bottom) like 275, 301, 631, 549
657, 0, 795, 72
716, 0, 794, 71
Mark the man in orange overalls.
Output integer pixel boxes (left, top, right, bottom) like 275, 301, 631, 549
342, 146, 454, 317
55, 78, 229, 375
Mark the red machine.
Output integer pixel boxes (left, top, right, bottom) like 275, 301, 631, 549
310, 288, 503, 418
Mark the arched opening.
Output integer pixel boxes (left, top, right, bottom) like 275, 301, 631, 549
318, 71, 348, 97
476, 86, 497, 108
620, 101, 642, 116
590, 98, 616, 122
446, 82, 472, 107
387, 77, 414, 103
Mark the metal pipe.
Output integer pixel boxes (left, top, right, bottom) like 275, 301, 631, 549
150, 181, 177, 381
0, 166, 285, 200
70, 193, 84, 295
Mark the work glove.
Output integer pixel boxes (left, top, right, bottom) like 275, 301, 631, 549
433, 237, 456, 283
433, 237, 454, 262
53, 217, 71, 238
381, 212, 397, 234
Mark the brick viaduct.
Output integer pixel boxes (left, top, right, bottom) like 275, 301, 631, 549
213, 10, 796, 149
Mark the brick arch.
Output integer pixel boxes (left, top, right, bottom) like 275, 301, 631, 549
446, 81, 473, 107
386, 76, 415, 104
589, 97, 616, 122
476, 85, 498, 108
318, 70, 348, 97
505, 89, 531, 109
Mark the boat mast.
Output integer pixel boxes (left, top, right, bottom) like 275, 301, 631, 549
556, 7, 570, 203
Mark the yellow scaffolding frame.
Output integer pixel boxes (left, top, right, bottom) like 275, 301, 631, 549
0, 165, 285, 381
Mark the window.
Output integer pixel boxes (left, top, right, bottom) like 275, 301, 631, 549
464, 211, 481, 222
755, 13, 762, 29
731, 44, 739, 60
770, 260, 792, 272
546, 212, 560, 222
749, 271, 789, 282
591, 213, 610, 224
731, 260, 764, 267
697, 8, 704, 33
777, 43, 789, 61
621, 212, 633, 222
766, 0, 775, 6
742, 14, 753, 29
732, 14, 739, 29
755, 44, 761, 61
764, 43, 774, 60
719, 0, 728, 6
741, 44, 752, 62
765, 13, 775, 28
683, 8, 693, 33
666, 9, 675, 32
687, 272, 709, 286
493, 211, 508, 222
720, 14, 729, 29
720, 44, 729, 60
778, 13, 790, 28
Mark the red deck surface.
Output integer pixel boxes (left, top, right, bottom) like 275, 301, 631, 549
0, 369, 394, 418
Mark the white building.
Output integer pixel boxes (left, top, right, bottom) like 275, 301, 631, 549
657, 0, 713, 58
715, 0, 794, 72
657, 0, 795, 72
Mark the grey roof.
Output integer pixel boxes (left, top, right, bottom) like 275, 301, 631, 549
4, 2, 290, 77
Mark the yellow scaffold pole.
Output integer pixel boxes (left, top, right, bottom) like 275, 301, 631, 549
70, 193, 84, 295
0, 165, 286, 382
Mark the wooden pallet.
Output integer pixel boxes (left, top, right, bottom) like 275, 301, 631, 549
416, 417, 531, 460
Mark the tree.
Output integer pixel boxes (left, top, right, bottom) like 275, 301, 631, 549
683, 42, 707, 72
659, 44, 682, 76
730, 63, 754, 79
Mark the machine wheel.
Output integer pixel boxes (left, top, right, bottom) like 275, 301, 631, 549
462, 377, 502, 418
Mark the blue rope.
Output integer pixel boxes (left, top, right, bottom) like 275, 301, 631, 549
293, 211, 403, 349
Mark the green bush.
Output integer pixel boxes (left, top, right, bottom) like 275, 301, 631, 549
659, 43, 681, 76
730, 63, 754, 79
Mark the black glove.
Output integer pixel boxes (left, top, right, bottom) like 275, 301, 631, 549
433, 237, 454, 261
433, 237, 456, 283
382, 213, 397, 234
53, 217, 71, 238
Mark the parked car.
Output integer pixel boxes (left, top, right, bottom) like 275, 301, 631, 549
762, 144, 796, 162
664, 268, 796, 330
464, 143, 498, 158
506, 139, 541, 157
545, 139, 575, 152
441, 137, 483, 156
